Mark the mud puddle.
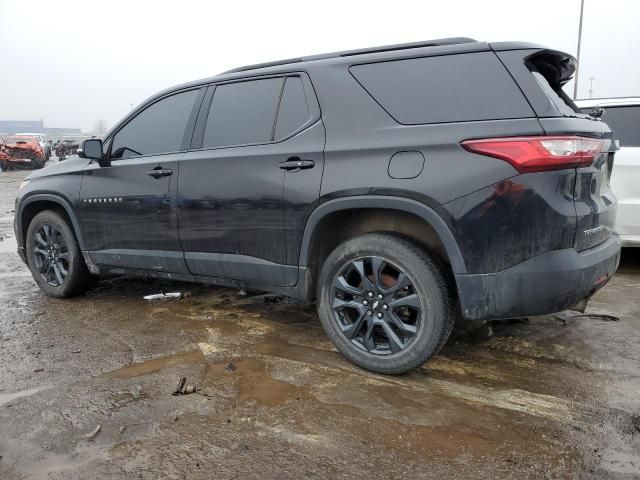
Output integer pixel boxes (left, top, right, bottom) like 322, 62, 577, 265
203, 357, 311, 407
102, 349, 207, 379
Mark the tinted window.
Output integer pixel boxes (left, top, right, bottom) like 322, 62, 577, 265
600, 106, 640, 147
203, 78, 283, 148
274, 76, 310, 139
350, 52, 533, 125
531, 71, 577, 116
111, 89, 198, 159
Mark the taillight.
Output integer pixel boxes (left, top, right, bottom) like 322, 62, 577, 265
461, 136, 605, 173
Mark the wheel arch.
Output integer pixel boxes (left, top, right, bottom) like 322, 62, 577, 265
18, 194, 85, 252
298, 196, 467, 301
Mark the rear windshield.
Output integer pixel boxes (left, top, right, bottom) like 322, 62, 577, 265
349, 52, 533, 125
527, 53, 580, 116
580, 105, 640, 147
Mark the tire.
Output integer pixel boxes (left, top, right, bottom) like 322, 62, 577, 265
316, 233, 455, 374
0, 161, 7, 172
26, 210, 93, 298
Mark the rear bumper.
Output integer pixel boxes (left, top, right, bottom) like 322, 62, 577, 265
455, 235, 621, 320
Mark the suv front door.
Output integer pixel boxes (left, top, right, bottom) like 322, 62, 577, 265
78, 88, 203, 274
177, 74, 324, 286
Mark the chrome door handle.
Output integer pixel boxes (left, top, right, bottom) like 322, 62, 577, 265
147, 168, 173, 178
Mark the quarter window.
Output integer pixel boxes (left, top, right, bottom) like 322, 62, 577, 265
350, 52, 533, 124
111, 89, 199, 160
202, 78, 283, 148
274, 76, 310, 139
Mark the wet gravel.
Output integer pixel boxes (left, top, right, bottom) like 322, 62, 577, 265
1, 164, 639, 479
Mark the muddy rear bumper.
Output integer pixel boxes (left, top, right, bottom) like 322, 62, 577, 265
455, 235, 621, 320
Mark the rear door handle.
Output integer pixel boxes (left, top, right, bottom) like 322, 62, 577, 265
147, 167, 173, 178
279, 157, 314, 171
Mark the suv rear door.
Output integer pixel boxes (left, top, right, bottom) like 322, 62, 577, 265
78, 88, 203, 274
177, 74, 324, 286
496, 48, 618, 251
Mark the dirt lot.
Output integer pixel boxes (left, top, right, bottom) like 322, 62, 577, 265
0, 164, 639, 479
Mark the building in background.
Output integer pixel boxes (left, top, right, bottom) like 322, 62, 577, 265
0, 120, 81, 135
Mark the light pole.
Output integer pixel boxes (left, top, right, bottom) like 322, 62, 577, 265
588, 76, 595, 99
573, 0, 585, 99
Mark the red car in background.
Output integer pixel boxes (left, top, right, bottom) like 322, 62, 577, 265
0, 135, 47, 171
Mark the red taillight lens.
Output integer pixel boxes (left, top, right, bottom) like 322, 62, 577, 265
461, 136, 604, 173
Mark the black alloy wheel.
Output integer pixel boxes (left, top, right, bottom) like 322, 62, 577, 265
32, 223, 70, 287
332, 256, 421, 355
317, 233, 455, 374
26, 210, 93, 298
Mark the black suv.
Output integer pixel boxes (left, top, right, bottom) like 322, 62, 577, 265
14, 38, 621, 373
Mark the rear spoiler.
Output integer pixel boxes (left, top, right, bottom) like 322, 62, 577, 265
492, 47, 582, 119
525, 50, 577, 86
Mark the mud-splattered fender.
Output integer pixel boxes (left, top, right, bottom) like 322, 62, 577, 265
15, 193, 86, 253
298, 195, 467, 274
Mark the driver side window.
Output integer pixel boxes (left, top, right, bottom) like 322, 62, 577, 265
111, 89, 199, 160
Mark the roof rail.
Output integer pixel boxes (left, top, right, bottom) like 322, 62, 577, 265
224, 37, 477, 74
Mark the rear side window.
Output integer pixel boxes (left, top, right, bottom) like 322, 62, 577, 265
531, 72, 576, 116
527, 53, 579, 116
203, 78, 283, 148
274, 76, 310, 139
350, 52, 533, 124
111, 89, 199, 160
598, 106, 640, 147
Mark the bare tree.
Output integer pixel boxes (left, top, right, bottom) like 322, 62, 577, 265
93, 120, 108, 135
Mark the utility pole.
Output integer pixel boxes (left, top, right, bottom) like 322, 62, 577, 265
588, 76, 595, 99
573, 0, 585, 99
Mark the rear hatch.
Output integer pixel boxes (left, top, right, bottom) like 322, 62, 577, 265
499, 48, 617, 251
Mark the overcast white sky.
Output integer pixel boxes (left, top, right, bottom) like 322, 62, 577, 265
1, 0, 639, 132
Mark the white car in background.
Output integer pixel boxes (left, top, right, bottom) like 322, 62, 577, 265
576, 98, 640, 247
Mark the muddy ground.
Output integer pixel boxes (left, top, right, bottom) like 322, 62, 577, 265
0, 163, 638, 479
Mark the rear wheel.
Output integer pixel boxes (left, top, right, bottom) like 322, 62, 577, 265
317, 233, 455, 374
26, 210, 93, 297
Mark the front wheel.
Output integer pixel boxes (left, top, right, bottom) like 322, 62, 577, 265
0, 161, 7, 172
317, 233, 455, 374
26, 210, 93, 297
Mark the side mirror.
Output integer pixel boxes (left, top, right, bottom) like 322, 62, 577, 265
79, 139, 110, 167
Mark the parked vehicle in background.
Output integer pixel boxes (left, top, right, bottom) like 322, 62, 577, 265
15, 38, 621, 373
53, 135, 86, 160
54, 140, 77, 161
15, 133, 51, 159
576, 98, 640, 247
0, 147, 9, 167
1, 135, 47, 170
